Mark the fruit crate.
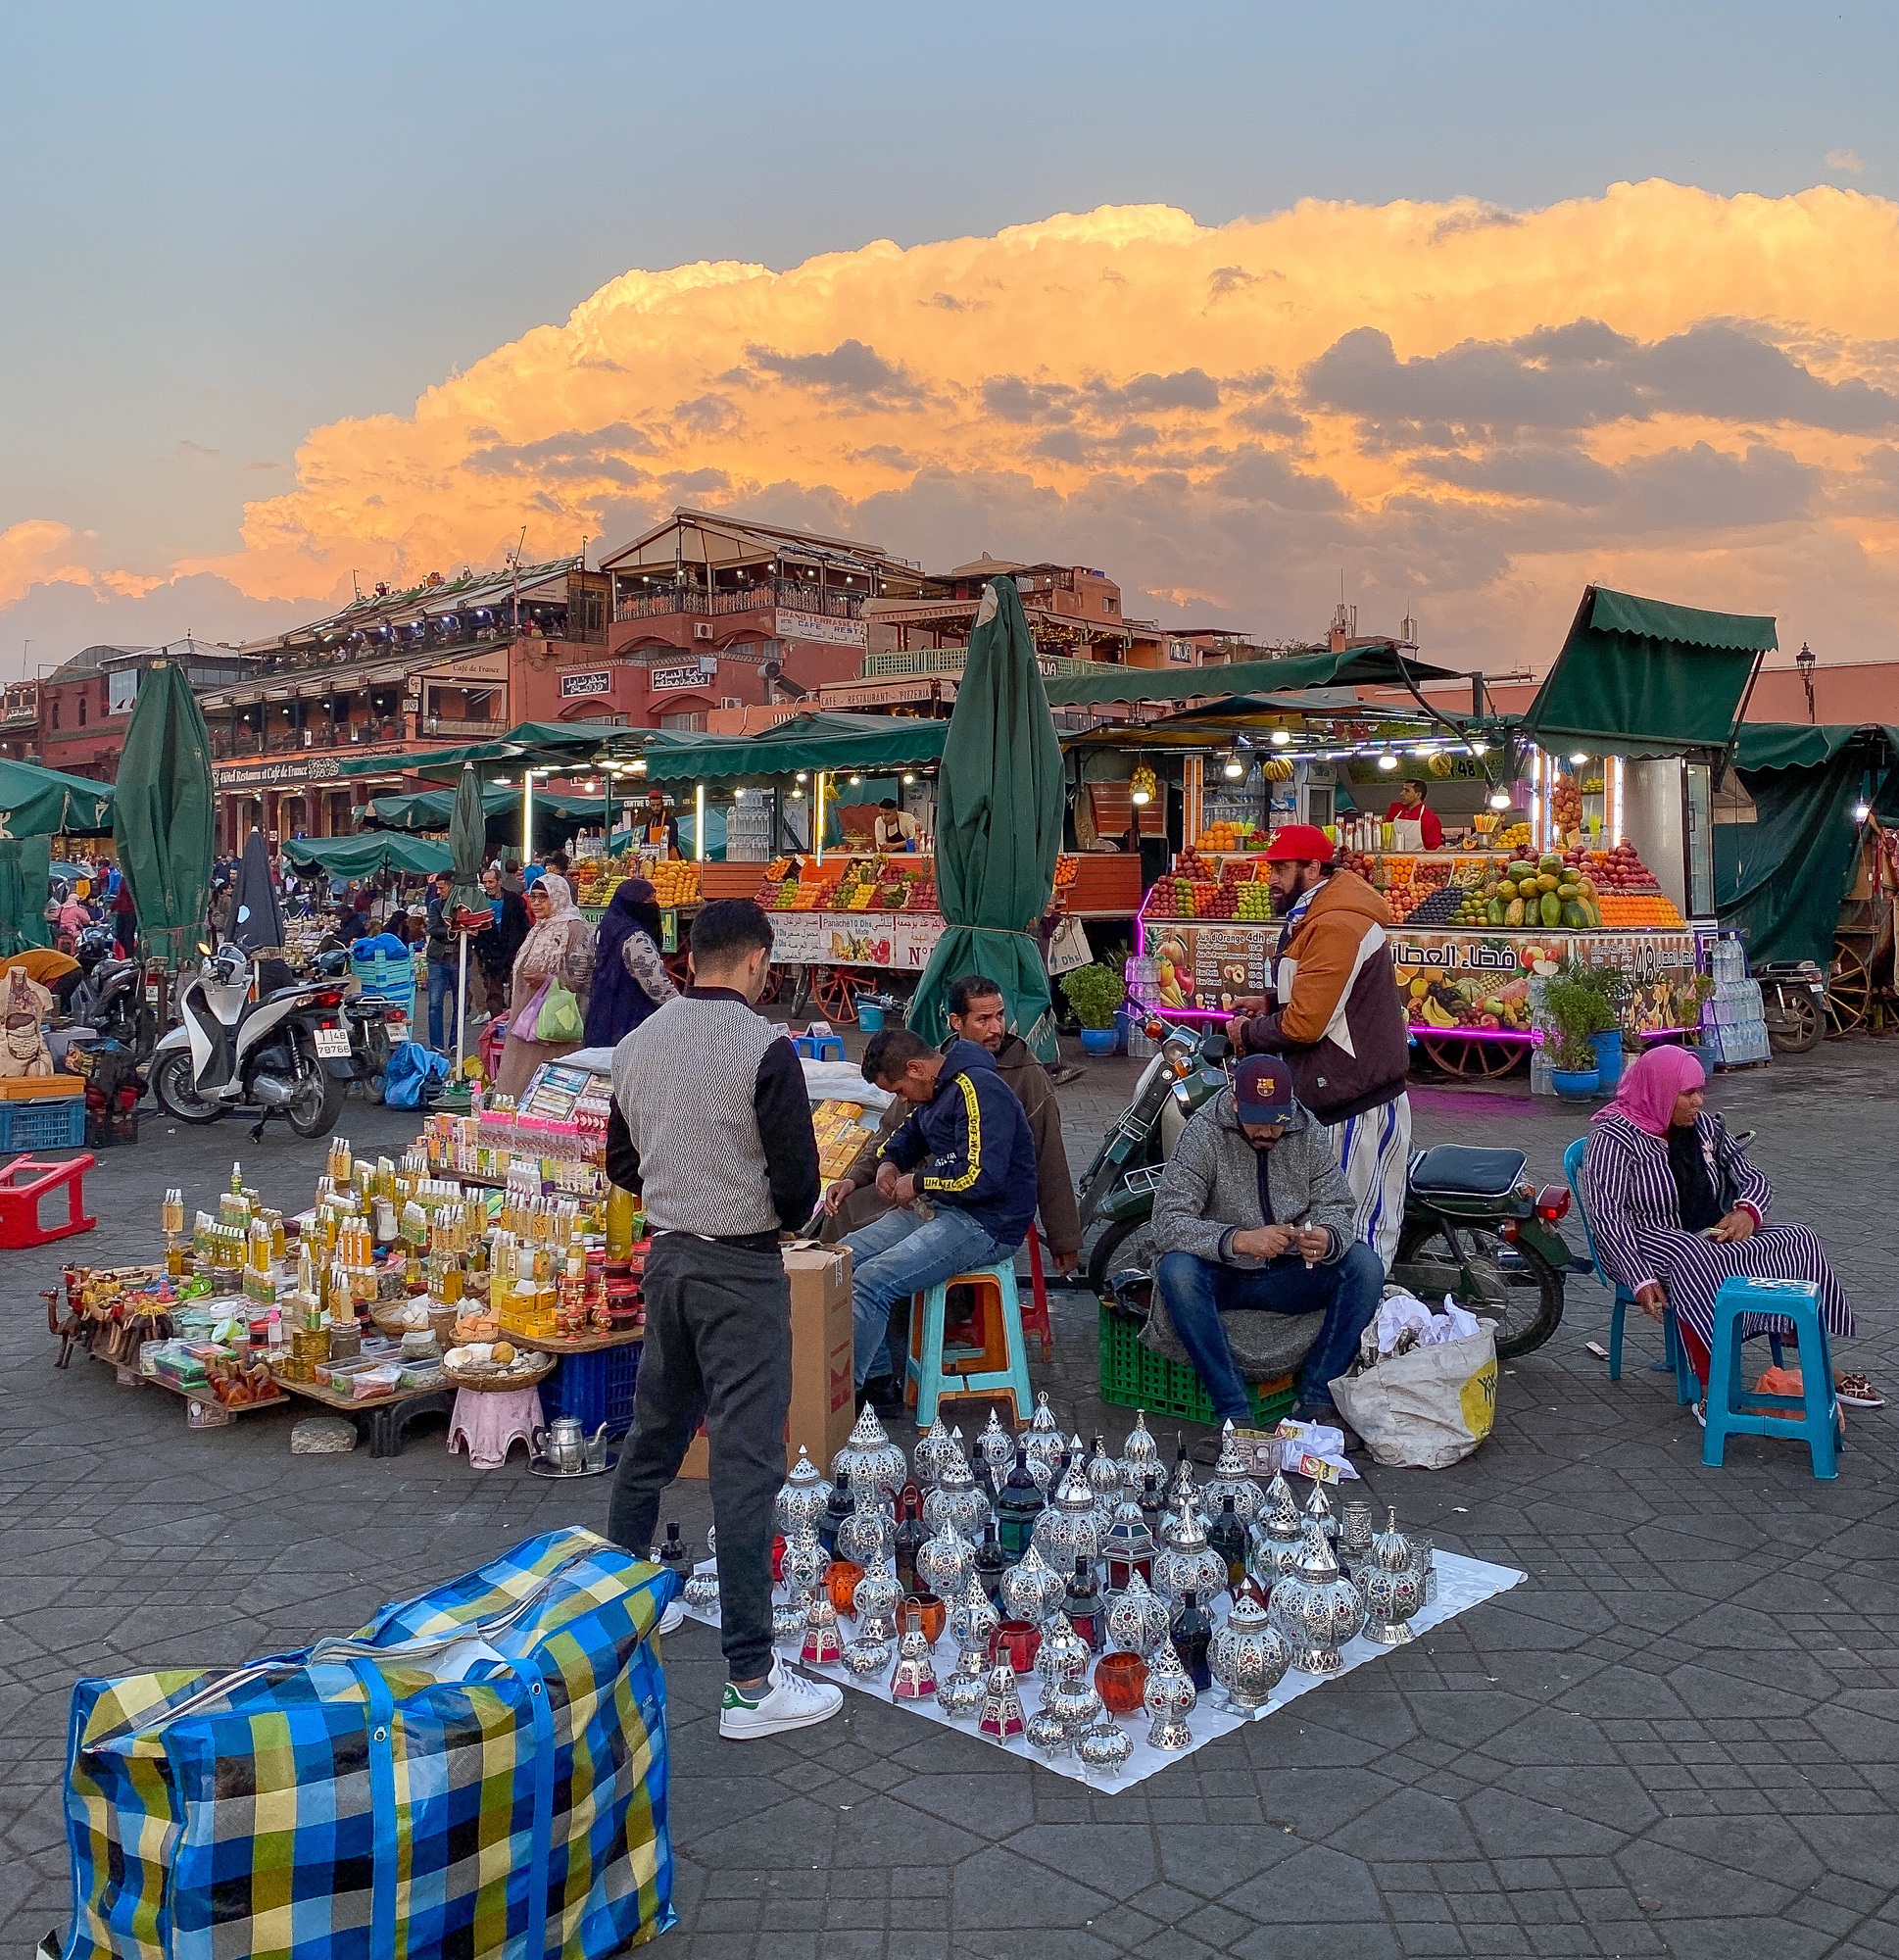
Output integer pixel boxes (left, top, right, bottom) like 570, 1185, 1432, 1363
539, 1342, 641, 1438
0, 1098, 86, 1152
1097, 1304, 1295, 1427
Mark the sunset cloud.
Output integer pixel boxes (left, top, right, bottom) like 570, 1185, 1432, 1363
23, 180, 1899, 667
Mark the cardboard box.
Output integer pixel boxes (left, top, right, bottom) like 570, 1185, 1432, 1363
680, 1241, 854, 1479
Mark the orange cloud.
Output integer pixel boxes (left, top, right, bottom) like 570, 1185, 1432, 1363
183, 181, 1899, 664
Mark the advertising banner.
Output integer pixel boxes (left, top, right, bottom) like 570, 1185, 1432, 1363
769, 909, 948, 969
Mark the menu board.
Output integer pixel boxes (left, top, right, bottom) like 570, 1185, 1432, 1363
770, 910, 949, 970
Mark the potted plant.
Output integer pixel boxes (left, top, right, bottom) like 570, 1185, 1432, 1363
1061, 961, 1128, 1055
1537, 970, 1616, 1099
1552, 956, 1630, 1089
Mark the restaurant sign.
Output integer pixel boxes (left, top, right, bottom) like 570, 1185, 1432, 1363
773, 611, 867, 650
213, 757, 346, 790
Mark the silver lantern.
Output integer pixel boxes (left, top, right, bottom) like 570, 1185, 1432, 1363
914, 1522, 975, 1601
998, 1544, 1066, 1625
977, 1663, 1026, 1740
842, 1634, 892, 1677
1118, 1409, 1161, 1493
1303, 1479, 1339, 1544
1031, 1458, 1105, 1573
1208, 1592, 1291, 1713
889, 1627, 939, 1699
1101, 1491, 1158, 1594
949, 1571, 999, 1657
1022, 1392, 1067, 1488
975, 1409, 1018, 1493
1104, 1570, 1171, 1658
1076, 1719, 1135, 1777
1269, 1523, 1366, 1676
831, 1404, 907, 1502
781, 1525, 828, 1608
1152, 1494, 1229, 1608
771, 1598, 806, 1642
836, 1488, 896, 1569
800, 1598, 843, 1666
1084, 1435, 1124, 1518
922, 1449, 991, 1540
911, 1416, 957, 1492
1043, 1668, 1104, 1739
1356, 1509, 1425, 1646
682, 1566, 720, 1612
1166, 1444, 1202, 1516
1026, 1706, 1073, 1756
1201, 1419, 1266, 1528
1143, 1642, 1196, 1750
1248, 1480, 1306, 1593
774, 1446, 833, 1537
1034, 1612, 1091, 1692
1337, 1499, 1376, 1576
852, 1565, 903, 1643
935, 1646, 988, 1717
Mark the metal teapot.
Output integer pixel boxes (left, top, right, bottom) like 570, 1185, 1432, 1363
531, 1417, 611, 1475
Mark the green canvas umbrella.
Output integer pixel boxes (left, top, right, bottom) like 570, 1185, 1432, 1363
445, 764, 488, 1071
113, 662, 214, 970
0, 837, 54, 959
0, 756, 114, 837
907, 577, 1065, 1058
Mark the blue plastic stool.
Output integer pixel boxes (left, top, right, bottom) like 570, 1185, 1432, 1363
1701, 1276, 1841, 1479
795, 1033, 846, 1062
904, 1260, 1034, 1428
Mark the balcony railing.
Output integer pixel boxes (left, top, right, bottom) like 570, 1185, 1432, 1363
422, 715, 510, 738
614, 576, 865, 625
859, 649, 1104, 679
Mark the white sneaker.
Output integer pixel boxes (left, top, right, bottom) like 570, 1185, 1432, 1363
655, 1598, 685, 1639
718, 1658, 843, 1740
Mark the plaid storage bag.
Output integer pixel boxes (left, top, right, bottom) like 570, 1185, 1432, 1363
46, 1527, 678, 1960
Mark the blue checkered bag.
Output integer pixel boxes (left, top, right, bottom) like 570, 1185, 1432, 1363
47, 1528, 677, 1960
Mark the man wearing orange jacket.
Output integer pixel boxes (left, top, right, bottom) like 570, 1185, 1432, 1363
1225, 825, 1411, 1269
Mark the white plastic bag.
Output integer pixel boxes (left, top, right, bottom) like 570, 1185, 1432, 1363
1330, 1326, 1499, 1470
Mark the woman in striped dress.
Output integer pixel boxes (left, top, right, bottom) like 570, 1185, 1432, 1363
1581, 1045, 1878, 1406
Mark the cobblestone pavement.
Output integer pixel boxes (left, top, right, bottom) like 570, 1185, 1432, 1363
4, 1042, 1897, 1959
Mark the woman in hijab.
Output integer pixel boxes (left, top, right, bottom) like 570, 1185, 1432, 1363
493, 872, 596, 1098
583, 876, 677, 1050
1581, 1045, 1877, 1406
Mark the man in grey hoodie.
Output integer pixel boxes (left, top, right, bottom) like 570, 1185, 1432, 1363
1152, 1054, 1383, 1431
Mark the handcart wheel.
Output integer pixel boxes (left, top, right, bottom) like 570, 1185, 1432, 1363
1415, 1034, 1527, 1081
1827, 937, 1872, 1036
812, 966, 868, 1026
663, 953, 691, 991
757, 963, 784, 1004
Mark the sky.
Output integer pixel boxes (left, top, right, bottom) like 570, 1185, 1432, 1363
5, 0, 1898, 678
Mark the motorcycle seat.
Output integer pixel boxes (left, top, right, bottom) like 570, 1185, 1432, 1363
1409, 1145, 1526, 1200
256, 957, 298, 997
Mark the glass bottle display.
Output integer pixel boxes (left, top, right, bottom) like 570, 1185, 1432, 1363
974, 1520, 1008, 1603
1169, 1590, 1214, 1690
821, 1467, 855, 1557
997, 1446, 1045, 1559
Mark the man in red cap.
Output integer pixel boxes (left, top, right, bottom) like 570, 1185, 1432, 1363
1225, 824, 1411, 1268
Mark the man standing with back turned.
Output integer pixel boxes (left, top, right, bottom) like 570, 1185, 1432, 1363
605, 898, 842, 1740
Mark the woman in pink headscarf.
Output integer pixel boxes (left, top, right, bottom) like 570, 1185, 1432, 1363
1581, 1044, 1876, 1406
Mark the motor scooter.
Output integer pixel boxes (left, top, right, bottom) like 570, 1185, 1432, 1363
1756, 959, 1827, 1054
1082, 1013, 1576, 1358
151, 943, 362, 1141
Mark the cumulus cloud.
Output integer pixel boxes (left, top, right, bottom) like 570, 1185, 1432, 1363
15, 181, 1899, 669
1827, 148, 1866, 174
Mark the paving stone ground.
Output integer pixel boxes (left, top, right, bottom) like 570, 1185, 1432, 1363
4, 1039, 1897, 1958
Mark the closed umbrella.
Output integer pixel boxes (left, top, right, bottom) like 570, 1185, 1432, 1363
227, 829, 286, 954
906, 577, 1065, 1058
447, 764, 487, 1075
0, 838, 54, 959
113, 662, 214, 971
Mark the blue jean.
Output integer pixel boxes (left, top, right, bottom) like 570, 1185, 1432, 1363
427, 954, 459, 1054
1155, 1243, 1385, 1423
841, 1205, 1014, 1389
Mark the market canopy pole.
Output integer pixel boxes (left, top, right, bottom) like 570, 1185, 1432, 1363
113, 660, 214, 972
907, 576, 1065, 1059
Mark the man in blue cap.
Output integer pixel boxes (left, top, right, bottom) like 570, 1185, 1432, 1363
1151, 1054, 1384, 1439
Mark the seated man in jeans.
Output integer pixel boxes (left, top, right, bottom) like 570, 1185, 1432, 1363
841, 1027, 1039, 1409
1152, 1054, 1383, 1440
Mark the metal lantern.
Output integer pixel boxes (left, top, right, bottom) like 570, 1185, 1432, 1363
771, 1598, 807, 1642
950, 1571, 1000, 1657
1022, 1394, 1067, 1489
923, 1450, 992, 1540
1201, 1419, 1267, 1528
1143, 1642, 1197, 1751
1303, 1480, 1339, 1545
1102, 1493, 1158, 1592
1118, 1410, 1161, 1493
1152, 1495, 1229, 1608
852, 1565, 903, 1642
774, 1446, 833, 1536
1044, 1668, 1104, 1740
1166, 1446, 1202, 1516
682, 1567, 720, 1611
837, 1488, 896, 1569
1209, 1592, 1291, 1712
1269, 1523, 1366, 1676
800, 1598, 843, 1667
1068, 1433, 1113, 1536
1031, 1458, 1105, 1573
915, 1522, 975, 1601
831, 1404, 907, 1501
911, 1416, 957, 1492
1357, 1508, 1425, 1647
935, 1646, 988, 1717
977, 1663, 1027, 1740
1085, 1435, 1124, 1517
1105, 1570, 1171, 1658
1034, 1612, 1092, 1692
1249, 1479, 1306, 1592
1076, 1719, 1135, 1777
889, 1627, 939, 1700
1337, 1499, 1376, 1575
781, 1525, 828, 1608
1026, 1706, 1073, 1756
999, 1544, 1066, 1625
975, 1410, 1018, 1493
842, 1634, 892, 1677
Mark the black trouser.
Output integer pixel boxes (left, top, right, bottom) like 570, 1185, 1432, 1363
607, 1232, 790, 1684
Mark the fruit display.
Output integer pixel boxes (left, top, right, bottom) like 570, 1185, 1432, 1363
757, 855, 942, 919
647, 860, 701, 907
1491, 821, 1533, 852
1561, 841, 1662, 892
1193, 821, 1260, 851
1549, 774, 1583, 841
1143, 851, 1269, 921
1594, 894, 1685, 927
1404, 967, 1534, 1034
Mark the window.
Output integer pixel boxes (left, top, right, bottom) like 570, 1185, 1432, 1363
51, 700, 60, 730
78, 696, 87, 726
658, 710, 706, 731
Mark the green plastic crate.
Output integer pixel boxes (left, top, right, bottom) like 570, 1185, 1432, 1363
1096, 1304, 1296, 1427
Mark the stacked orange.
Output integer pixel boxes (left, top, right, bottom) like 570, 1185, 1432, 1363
1594, 894, 1684, 927
649, 861, 701, 907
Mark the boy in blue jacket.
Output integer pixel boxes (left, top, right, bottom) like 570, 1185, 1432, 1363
841, 1026, 1039, 1408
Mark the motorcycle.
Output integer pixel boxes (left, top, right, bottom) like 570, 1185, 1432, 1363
68, 930, 157, 1066
1081, 1014, 1576, 1359
151, 944, 363, 1141
1756, 959, 1826, 1054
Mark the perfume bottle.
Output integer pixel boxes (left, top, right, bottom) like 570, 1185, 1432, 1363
997, 1446, 1044, 1561
974, 1519, 1008, 1603
893, 1489, 928, 1596
1170, 1590, 1214, 1691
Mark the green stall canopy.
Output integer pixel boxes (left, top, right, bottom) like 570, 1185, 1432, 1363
0, 837, 54, 958
1523, 586, 1776, 757
1716, 722, 1899, 967
613, 712, 949, 785
282, 832, 454, 878
1042, 643, 1459, 710
0, 757, 115, 837
363, 786, 517, 830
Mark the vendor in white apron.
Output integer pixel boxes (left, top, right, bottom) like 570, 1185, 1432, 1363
1385, 778, 1442, 851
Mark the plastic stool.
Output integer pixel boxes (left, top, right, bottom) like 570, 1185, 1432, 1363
1701, 1277, 1841, 1479
0, 1152, 95, 1249
795, 1032, 846, 1062
905, 1260, 1034, 1428
1021, 1227, 1054, 1363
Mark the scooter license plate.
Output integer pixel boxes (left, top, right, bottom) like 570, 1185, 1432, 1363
314, 1027, 352, 1058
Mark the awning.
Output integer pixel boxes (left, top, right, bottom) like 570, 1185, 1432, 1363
1733, 722, 1897, 772
282, 832, 454, 877
1040, 644, 1458, 708
607, 711, 949, 784
0, 756, 116, 836
362, 786, 517, 830
1523, 586, 1776, 757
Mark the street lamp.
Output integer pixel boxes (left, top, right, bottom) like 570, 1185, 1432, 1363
1797, 641, 1817, 723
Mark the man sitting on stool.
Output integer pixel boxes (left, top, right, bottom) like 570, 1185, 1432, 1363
842, 1026, 1039, 1411
1152, 1054, 1383, 1443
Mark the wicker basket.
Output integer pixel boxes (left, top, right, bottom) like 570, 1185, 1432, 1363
370, 1300, 436, 1337
441, 1351, 555, 1395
